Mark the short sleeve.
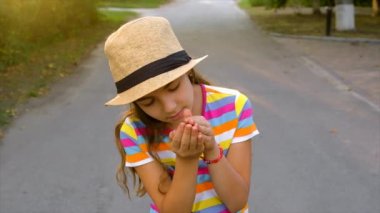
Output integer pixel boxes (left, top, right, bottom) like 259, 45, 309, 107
232, 93, 259, 143
120, 117, 154, 167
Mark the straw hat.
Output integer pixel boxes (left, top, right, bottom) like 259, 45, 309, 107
104, 16, 207, 106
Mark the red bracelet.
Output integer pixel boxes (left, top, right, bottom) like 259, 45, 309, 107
203, 146, 224, 164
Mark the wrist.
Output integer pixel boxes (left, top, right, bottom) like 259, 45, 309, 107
203, 144, 223, 164
175, 156, 199, 172
176, 155, 201, 163
204, 143, 219, 158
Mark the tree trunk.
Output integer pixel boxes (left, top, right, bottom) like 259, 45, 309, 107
335, 0, 355, 31
312, 0, 321, 15
373, 0, 379, 16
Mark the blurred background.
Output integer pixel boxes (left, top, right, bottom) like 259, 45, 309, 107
0, 0, 378, 139
0, 0, 379, 213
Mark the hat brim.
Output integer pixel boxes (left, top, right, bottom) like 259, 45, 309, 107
105, 55, 208, 106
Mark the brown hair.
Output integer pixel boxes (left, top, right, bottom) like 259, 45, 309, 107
114, 69, 210, 197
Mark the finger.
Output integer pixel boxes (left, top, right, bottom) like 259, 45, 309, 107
184, 117, 195, 126
183, 108, 192, 119
197, 134, 205, 152
172, 123, 184, 149
188, 124, 199, 150
169, 130, 175, 140
191, 116, 209, 128
183, 108, 195, 125
180, 124, 192, 151
169, 130, 178, 149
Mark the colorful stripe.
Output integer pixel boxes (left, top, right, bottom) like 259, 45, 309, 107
119, 84, 259, 212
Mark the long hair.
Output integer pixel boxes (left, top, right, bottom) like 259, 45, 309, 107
114, 69, 210, 197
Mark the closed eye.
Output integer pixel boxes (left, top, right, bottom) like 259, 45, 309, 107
137, 98, 154, 107
167, 81, 180, 92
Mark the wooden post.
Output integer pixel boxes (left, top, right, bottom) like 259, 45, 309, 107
373, 0, 379, 16
326, 6, 333, 36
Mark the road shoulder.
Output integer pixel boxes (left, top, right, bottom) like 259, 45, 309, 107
272, 36, 380, 108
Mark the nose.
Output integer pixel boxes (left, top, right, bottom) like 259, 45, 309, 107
160, 96, 177, 114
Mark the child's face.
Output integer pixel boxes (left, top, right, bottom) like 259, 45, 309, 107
135, 74, 196, 128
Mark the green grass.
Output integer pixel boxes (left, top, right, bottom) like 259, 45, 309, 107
238, 0, 253, 7
239, 3, 380, 39
99, 9, 137, 22
0, 9, 138, 138
97, 0, 170, 8
0, 0, 171, 140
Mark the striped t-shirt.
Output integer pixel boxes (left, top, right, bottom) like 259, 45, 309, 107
120, 84, 259, 213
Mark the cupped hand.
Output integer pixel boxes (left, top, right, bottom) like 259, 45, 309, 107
169, 121, 204, 159
183, 114, 216, 152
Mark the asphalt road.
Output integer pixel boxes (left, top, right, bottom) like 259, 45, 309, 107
1, 0, 379, 212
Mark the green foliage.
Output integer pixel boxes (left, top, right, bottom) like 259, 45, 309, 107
0, 0, 99, 70
243, 0, 288, 8
268, 0, 288, 8
243, 5, 380, 37
248, 0, 267, 6
286, 0, 312, 7
243, 0, 372, 8
0, 1, 155, 131
98, 10, 137, 22
284, 0, 371, 7
97, 0, 169, 8
353, 0, 371, 6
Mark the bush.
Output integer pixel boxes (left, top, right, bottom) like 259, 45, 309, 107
249, 0, 267, 6
247, 0, 372, 8
354, 0, 371, 6
268, 0, 288, 8
248, 0, 288, 8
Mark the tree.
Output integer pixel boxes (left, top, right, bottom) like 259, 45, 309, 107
373, 0, 379, 16
271, 0, 288, 8
312, 0, 322, 15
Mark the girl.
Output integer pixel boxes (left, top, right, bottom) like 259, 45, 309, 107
104, 16, 259, 213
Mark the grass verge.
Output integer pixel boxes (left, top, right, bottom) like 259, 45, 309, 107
239, 4, 380, 39
97, 0, 170, 8
0, 10, 137, 139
